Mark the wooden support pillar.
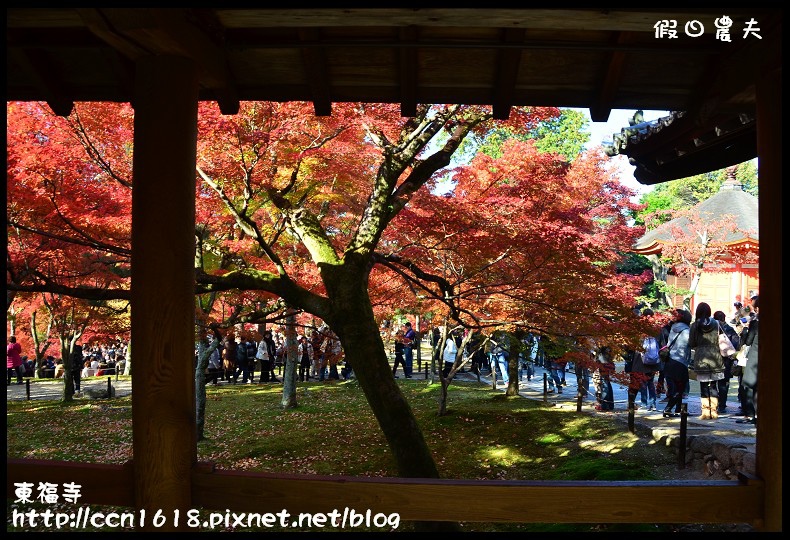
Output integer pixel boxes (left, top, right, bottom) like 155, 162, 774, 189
131, 55, 198, 531
755, 66, 782, 532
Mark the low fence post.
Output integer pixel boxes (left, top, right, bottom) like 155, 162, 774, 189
107, 377, 112, 399
543, 373, 548, 402
25, 379, 31, 401
678, 403, 689, 469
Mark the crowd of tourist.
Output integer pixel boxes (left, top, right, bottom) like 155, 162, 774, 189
381, 293, 759, 425
198, 324, 349, 385
9, 294, 758, 426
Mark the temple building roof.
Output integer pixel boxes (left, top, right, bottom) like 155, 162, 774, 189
633, 168, 758, 255
603, 110, 756, 185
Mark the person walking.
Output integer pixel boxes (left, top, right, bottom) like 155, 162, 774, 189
688, 302, 726, 420
234, 335, 250, 383
630, 308, 661, 411
297, 335, 314, 382
489, 332, 510, 387
402, 322, 417, 379
392, 330, 406, 378
441, 329, 461, 378
7, 335, 24, 385
244, 337, 258, 383
736, 295, 759, 425
661, 309, 692, 418
320, 328, 343, 380
593, 345, 615, 411
70, 341, 84, 395
712, 310, 740, 414
222, 333, 238, 383
256, 331, 275, 383
655, 318, 672, 400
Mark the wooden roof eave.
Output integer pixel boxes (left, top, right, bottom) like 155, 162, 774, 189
633, 237, 759, 257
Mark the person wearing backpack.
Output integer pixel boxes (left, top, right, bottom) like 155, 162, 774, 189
640, 309, 662, 410
244, 338, 257, 383
626, 309, 661, 411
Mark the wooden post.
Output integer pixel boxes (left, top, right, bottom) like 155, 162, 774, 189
755, 61, 782, 532
131, 55, 198, 531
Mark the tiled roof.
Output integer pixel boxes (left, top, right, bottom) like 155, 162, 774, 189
602, 110, 757, 185
602, 111, 685, 158
634, 182, 758, 254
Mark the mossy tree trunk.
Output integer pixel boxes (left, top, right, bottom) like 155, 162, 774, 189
195, 328, 221, 441
281, 308, 298, 409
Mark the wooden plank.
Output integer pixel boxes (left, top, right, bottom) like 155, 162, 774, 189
5, 459, 766, 525
7, 459, 135, 508
216, 9, 762, 33
190, 467, 765, 525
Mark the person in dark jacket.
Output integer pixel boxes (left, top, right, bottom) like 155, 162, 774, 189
688, 302, 726, 420
257, 330, 278, 383
235, 335, 250, 383
713, 310, 739, 413
593, 346, 615, 411
662, 309, 692, 418
736, 295, 759, 425
70, 342, 84, 394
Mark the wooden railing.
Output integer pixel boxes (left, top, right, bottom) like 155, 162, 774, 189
7, 458, 765, 527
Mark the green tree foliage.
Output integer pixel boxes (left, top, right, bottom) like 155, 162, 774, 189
525, 108, 591, 160
634, 160, 758, 227
460, 108, 591, 162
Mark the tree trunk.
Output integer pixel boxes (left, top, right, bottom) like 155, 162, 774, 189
438, 378, 450, 416
30, 311, 47, 378
337, 317, 439, 478
326, 270, 439, 480
648, 254, 674, 309
506, 355, 519, 396
195, 342, 208, 442
124, 339, 132, 375
61, 338, 75, 402
281, 308, 298, 409
195, 335, 220, 441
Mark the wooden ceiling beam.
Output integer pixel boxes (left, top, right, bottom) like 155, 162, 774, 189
684, 18, 780, 126
399, 26, 419, 118
216, 8, 763, 33
589, 31, 632, 123
79, 8, 240, 115
298, 28, 332, 117
492, 28, 525, 120
8, 48, 73, 116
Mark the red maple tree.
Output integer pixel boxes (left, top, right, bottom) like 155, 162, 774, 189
7, 100, 653, 477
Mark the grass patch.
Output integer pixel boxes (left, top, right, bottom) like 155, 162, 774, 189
6, 378, 737, 532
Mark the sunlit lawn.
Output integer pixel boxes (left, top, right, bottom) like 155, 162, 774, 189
6, 378, 702, 532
